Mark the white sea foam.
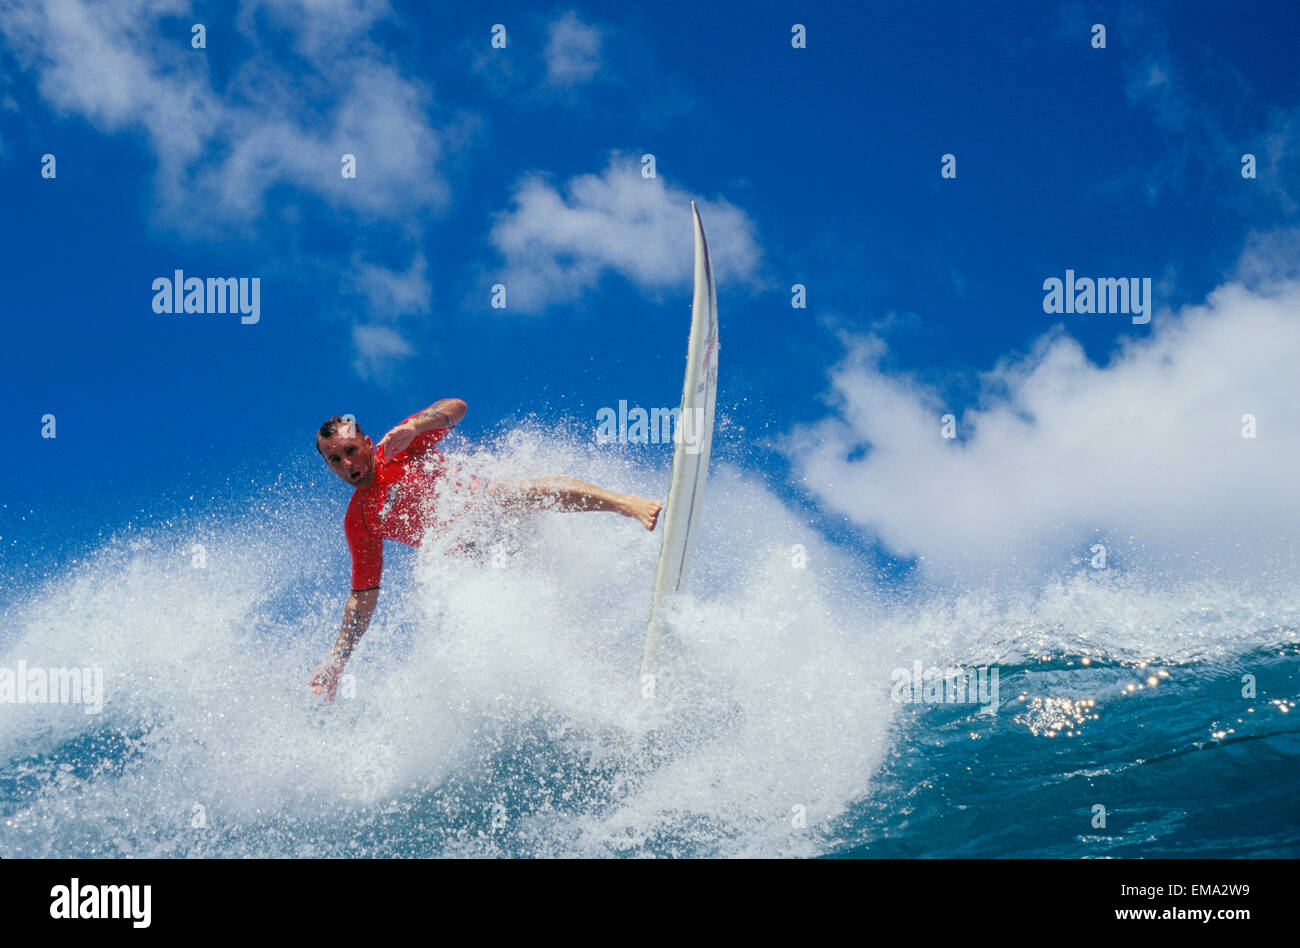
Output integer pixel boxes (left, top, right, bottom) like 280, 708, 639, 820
0, 428, 1295, 857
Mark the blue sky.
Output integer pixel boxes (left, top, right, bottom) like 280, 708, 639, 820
3, 0, 1299, 586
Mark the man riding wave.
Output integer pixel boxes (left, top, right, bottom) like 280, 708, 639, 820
309, 398, 662, 700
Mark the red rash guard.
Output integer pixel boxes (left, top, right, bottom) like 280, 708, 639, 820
343, 415, 479, 590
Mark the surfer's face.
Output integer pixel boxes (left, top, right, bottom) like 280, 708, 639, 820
319, 430, 376, 488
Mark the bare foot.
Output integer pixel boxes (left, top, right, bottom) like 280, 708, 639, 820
623, 495, 662, 531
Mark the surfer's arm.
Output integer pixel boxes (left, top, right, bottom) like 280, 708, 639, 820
331, 588, 379, 664
376, 399, 467, 457
310, 589, 379, 700
409, 398, 466, 433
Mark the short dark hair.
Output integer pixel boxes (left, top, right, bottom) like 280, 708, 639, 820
316, 415, 364, 455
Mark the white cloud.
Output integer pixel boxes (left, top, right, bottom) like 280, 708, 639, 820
544, 10, 602, 87
0, 0, 456, 385
235, 0, 392, 60
0, 94, 16, 155
786, 233, 1300, 583
351, 252, 430, 316
488, 154, 763, 312
351, 324, 413, 381
465, 10, 694, 124
1260, 107, 1300, 216
0, 0, 450, 229
344, 252, 429, 379
1232, 228, 1300, 288
1124, 55, 1190, 134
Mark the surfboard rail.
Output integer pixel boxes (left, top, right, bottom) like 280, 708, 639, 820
639, 201, 719, 680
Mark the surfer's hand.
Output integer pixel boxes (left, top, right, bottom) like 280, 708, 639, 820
310, 660, 345, 701
376, 422, 417, 459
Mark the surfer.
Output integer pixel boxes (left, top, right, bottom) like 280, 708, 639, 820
309, 399, 662, 700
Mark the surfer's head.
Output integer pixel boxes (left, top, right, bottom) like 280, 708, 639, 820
316, 415, 376, 488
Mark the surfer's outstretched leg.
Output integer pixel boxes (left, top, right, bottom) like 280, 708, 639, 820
486, 476, 661, 530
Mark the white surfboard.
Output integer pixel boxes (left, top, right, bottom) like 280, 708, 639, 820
639, 202, 719, 679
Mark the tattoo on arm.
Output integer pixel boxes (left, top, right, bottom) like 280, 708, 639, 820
415, 405, 452, 429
